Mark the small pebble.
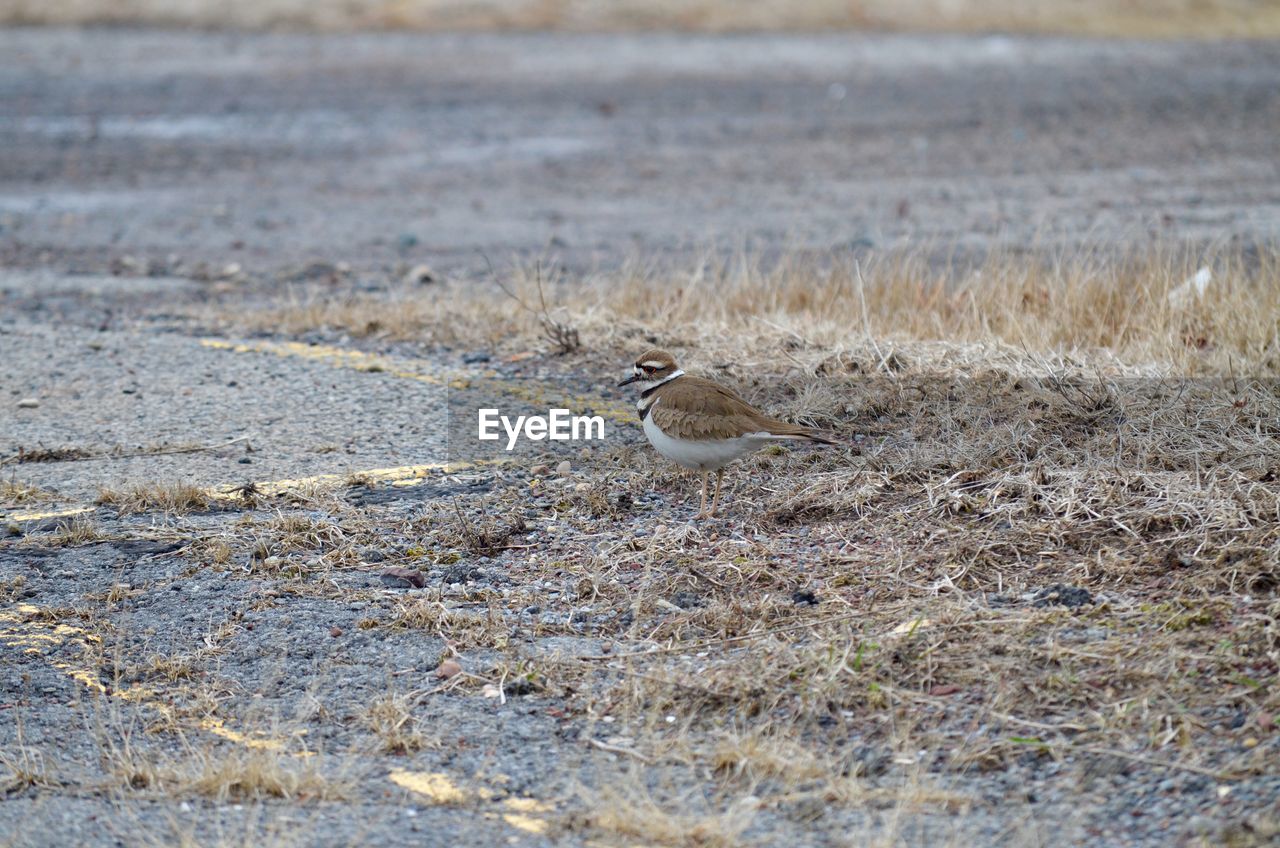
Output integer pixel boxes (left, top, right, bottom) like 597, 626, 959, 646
16, 398, 39, 409
380, 566, 427, 589
436, 659, 462, 679
329, 626, 343, 638
556, 460, 572, 478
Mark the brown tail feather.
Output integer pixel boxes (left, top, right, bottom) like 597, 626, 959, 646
764, 421, 838, 445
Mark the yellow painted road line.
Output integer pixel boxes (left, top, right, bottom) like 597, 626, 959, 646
206, 460, 485, 500
388, 770, 468, 804
502, 796, 555, 834
7, 461, 491, 521
200, 338, 463, 388
390, 769, 555, 836
10, 337, 621, 522
0, 603, 296, 753
6, 505, 94, 522
200, 336, 632, 424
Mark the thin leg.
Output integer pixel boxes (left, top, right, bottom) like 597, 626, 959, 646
695, 471, 709, 519
708, 469, 726, 516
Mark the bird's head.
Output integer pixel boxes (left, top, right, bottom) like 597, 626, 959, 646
618, 349, 682, 390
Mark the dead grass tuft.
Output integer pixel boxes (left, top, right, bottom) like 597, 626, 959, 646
364, 692, 434, 754
97, 482, 213, 515
0, 726, 63, 794
389, 597, 512, 649
46, 516, 103, 546
1, 478, 55, 505
575, 777, 761, 848
107, 737, 351, 802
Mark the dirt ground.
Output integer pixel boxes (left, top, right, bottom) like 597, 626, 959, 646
2, 28, 1278, 848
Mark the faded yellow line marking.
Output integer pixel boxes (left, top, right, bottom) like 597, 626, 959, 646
503, 797, 555, 834
12, 337, 620, 524
201, 336, 632, 425
206, 461, 481, 500
0, 603, 295, 753
200, 338, 463, 388
390, 769, 555, 834
199, 718, 295, 751
7, 506, 94, 522
389, 770, 467, 804
8, 462, 492, 522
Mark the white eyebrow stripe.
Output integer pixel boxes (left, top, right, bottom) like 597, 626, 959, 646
639, 360, 667, 369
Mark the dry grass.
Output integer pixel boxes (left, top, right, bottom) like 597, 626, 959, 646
96, 482, 214, 516
103, 726, 351, 802
575, 777, 762, 848
1, 478, 54, 505
238, 247, 1280, 378
0, 723, 63, 794
6, 0, 1279, 37
46, 515, 104, 546
364, 691, 434, 754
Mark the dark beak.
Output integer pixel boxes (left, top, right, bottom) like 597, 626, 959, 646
617, 374, 640, 387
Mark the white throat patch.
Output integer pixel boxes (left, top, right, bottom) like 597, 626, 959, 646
639, 368, 684, 392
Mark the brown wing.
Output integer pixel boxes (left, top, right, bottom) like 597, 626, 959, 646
650, 376, 823, 440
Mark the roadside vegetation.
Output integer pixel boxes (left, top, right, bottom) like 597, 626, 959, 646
7, 0, 1280, 38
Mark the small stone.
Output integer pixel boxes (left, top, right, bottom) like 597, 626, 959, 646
461, 351, 491, 364
556, 460, 572, 478
1242, 736, 1258, 748
403, 263, 435, 285
220, 262, 242, 279
574, 482, 591, 492
16, 398, 39, 409
928, 684, 962, 696
380, 566, 427, 589
6, 522, 22, 537
1032, 584, 1094, 609
329, 626, 343, 638
1256, 711, 1274, 732
436, 659, 462, 679
530, 464, 551, 476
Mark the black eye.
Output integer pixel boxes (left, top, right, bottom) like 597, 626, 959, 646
640, 364, 654, 373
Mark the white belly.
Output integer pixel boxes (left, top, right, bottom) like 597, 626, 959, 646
642, 413, 770, 471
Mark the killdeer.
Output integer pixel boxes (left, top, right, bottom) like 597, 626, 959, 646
618, 349, 835, 518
